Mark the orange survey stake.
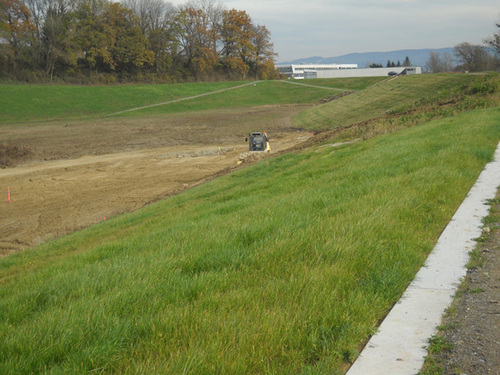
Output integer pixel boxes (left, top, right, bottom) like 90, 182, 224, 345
7, 187, 10, 203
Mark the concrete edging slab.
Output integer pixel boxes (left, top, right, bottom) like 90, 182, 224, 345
347, 142, 500, 375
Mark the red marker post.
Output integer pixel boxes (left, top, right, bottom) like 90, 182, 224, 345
7, 187, 10, 203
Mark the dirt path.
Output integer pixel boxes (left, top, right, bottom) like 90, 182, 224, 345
0, 106, 312, 255
108, 81, 260, 116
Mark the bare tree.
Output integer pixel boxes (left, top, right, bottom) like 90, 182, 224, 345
120, 0, 180, 73
484, 21, 500, 55
441, 52, 455, 72
184, 0, 224, 28
426, 51, 441, 73
24, 0, 47, 39
181, 0, 224, 53
425, 51, 455, 73
24, 0, 76, 51
121, 0, 176, 34
41, 1, 76, 80
454, 42, 497, 72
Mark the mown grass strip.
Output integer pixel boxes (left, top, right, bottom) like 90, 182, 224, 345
1, 106, 498, 374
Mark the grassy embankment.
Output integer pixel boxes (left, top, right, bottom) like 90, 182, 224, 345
1, 74, 499, 374
0, 81, 241, 122
0, 78, 380, 123
295, 74, 486, 130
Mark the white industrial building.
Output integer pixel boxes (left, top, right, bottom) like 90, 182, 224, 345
277, 64, 421, 79
277, 64, 358, 79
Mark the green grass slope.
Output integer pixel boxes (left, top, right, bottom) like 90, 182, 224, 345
294, 74, 484, 130
0, 81, 239, 122
0, 77, 416, 123
0, 79, 374, 123
1, 103, 499, 373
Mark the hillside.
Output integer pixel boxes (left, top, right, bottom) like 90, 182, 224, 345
0, 73, 499, 374
294, 74, 481, 130
279, 47, 456, 68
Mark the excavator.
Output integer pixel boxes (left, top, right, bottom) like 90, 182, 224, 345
246, 131, 271, 152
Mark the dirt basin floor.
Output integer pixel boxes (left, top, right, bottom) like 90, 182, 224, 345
0, 106, 312, 255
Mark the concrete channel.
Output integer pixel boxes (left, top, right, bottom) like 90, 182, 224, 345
347, 142, 500, 375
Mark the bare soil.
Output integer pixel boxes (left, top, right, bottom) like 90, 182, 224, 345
0, 105, 312, 255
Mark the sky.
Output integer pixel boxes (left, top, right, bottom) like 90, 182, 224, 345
169, 0, 500, 63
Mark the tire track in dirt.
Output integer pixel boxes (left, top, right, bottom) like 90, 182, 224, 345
0, 132, 311, 255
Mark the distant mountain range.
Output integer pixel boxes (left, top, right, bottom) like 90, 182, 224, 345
279, 48, 456, 69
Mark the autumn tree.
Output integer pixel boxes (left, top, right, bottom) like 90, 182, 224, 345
177, 6, 219, 78
0, 0, 36, 73
219, 9, 255, 78
73, 1, 153, 75
104, 2, 154, 73
1, 0, 277, 82
122, 0, 180, 75
250, 23, 277, 79
74, 0, 113, 73
0, 0, 35, 52
176, 2, 277, 80
146, 13, 181, 75
185, 0, 223, 33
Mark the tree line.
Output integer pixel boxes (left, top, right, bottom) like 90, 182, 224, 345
426, 22, 500, 73
0, 0, 279, 83
369, 57, 412, 68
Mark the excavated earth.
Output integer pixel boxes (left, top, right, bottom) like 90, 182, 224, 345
0, 105, 312, 255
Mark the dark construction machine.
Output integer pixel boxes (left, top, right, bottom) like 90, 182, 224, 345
246, 131, 270, 152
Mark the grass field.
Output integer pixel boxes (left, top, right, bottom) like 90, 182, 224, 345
0, 81, 241, 122
0, 78, 379, 123
1, 74, 499, 374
